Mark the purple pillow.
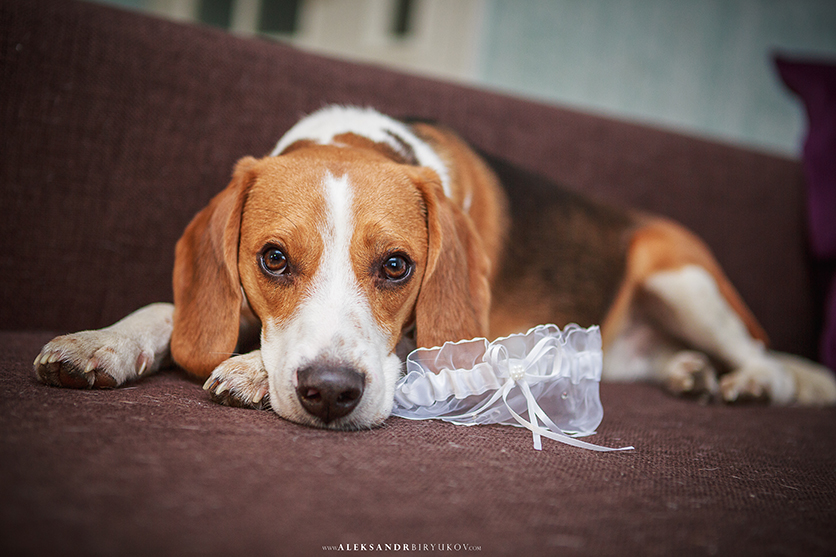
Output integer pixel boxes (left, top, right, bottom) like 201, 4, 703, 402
775, 55, 836, 369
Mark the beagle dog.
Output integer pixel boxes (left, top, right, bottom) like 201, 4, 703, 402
34, 105, 836, 429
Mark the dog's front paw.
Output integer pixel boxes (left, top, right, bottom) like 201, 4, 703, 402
719, 357, 795, 405
203, 352, 270, 410
35, 330, 153, 389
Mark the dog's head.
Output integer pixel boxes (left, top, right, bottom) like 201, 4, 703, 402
170, 108, 491, 429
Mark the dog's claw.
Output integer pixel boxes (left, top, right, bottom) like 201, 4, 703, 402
253, 385, 268, 404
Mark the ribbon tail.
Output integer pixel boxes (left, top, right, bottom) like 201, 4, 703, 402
528, 395, 584, 437
508, 381, 633, 452
529, 398, 633, 451
537, 425, 634, 452
519, 380, 542, 450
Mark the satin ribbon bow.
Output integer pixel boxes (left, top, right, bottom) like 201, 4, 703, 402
483, 337, 631, 451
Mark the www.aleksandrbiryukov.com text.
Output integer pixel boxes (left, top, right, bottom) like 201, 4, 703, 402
322, 543, 482, 552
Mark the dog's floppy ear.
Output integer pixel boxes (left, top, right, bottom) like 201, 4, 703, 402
413, 173, 491, 349
171, 157, 258, 378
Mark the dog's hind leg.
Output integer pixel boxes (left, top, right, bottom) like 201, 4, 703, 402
34, 303, 174, 388
641, 264, 836, 405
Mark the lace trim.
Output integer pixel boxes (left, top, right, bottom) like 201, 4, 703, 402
392, 324, 633, 452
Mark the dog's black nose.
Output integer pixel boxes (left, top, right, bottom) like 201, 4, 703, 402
296, 363, 365, 424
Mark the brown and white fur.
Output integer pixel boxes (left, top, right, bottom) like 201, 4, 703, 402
34, 105, 836, 430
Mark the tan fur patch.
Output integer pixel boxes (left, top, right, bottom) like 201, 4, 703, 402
236, 156, 328, 327
348, 163, 429, 350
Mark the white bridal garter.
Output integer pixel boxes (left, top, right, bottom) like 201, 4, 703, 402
392, 324, 634, 452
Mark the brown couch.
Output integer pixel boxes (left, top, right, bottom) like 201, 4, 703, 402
2, 1, 834, 555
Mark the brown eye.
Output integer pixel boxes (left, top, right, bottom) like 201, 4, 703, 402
260, 247, 288, 276
381, 254, 412, 282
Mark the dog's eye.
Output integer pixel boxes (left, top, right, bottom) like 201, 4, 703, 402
260, 247, 288, 276
380, 254, 412, 282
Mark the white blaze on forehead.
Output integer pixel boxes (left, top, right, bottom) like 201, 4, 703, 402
306, 173, 359, 342
284, 171, 389, 370
316, 171, 360, 330
270, 105, 451, 197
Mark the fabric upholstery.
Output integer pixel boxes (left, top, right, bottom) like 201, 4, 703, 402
3, 331, 836, 556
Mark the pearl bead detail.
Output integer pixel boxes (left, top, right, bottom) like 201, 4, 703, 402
510, 364, 525, 382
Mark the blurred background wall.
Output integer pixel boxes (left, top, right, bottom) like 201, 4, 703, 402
92, 0, 836, 156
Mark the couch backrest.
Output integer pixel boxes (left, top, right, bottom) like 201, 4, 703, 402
0, 0, 817, 358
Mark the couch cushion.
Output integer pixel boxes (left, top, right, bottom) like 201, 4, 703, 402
3, 331, 836, 555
